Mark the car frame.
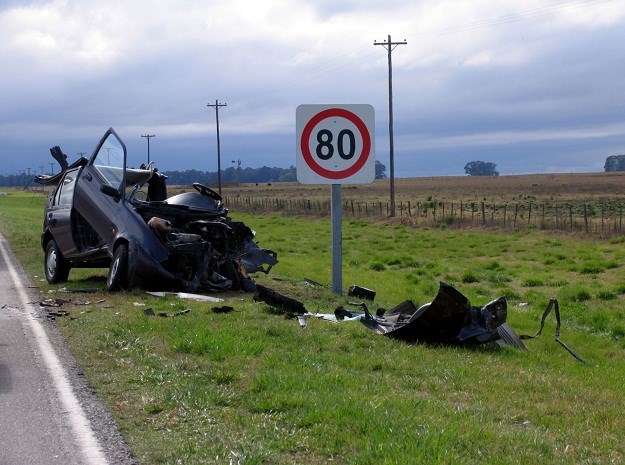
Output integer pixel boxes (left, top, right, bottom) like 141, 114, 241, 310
38, 127, 277, 292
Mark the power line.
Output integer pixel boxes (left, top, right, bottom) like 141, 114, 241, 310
405, 0, 615, 40
252, 0, 615, 99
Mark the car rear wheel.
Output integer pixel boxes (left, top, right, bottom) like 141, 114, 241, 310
107, 243, 129, 292
44, 239, 70, 284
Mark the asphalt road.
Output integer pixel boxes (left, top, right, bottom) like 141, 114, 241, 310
0, 233, 135, 465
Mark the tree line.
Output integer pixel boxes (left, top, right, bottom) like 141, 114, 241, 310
464, 161, 499, 176
604, 154, 625, 172
464, 154, 625, 176
0, 161, 388, 187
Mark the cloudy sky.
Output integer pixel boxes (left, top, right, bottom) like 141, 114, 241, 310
1, 0, 624, 178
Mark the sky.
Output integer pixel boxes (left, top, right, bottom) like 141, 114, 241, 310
1, 0, 624, 178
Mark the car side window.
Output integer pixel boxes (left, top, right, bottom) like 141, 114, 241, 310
92, 133, 125, 190
56, 168, 79, 207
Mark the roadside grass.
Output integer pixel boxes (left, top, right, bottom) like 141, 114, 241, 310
1, 190, 625, 464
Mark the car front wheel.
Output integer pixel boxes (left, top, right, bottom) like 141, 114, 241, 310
107, 243, 129, 292
44, 239, 71, 284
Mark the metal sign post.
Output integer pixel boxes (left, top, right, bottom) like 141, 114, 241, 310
331, 183, 342, 294
296, 104, 375, 294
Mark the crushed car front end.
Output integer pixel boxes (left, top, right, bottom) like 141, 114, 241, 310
37, 128, 277, 293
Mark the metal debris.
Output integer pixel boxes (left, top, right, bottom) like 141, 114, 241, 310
347, 285, 376, 301
146, 291, 223, 302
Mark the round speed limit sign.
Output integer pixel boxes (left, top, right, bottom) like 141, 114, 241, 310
296, 104, 375, 184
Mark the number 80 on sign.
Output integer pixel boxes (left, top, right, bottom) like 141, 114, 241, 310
296, 104, 375, 184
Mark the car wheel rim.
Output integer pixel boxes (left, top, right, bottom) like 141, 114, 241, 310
110, 256, 120, 282
47, 250, 57, 277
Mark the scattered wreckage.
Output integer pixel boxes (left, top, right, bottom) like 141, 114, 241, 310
257, 282, 525, 349
257, 281, 586, 361
36, 128, 277, 293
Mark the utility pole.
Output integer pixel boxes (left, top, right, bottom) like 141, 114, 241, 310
207, 99, 227, 194
374, 34, 407, 217
141, 134, 155, 165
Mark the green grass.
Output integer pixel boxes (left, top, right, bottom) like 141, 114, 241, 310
1, 189, 625, 464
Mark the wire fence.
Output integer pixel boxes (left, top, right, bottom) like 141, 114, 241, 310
224, 196, 625, 236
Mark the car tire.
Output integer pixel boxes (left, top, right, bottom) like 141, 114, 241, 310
107, 243, 129, 292
44, 239, 71, 284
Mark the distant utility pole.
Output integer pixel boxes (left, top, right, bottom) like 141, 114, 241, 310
141, 134, 155, 165
374, 34, 407, 217
207, 99, 227, 194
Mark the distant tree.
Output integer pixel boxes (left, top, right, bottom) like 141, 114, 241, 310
278, 172, 296, 182
604, 154, 625, 172
375, 160, 387, 179
464, 160, 499, 176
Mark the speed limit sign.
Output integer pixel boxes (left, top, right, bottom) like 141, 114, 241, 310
296, 104, 375, 184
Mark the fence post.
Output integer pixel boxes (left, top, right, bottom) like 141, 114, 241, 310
569, 204, 573, 229
481, 202, 486, 225
514, 204, 518, 227
584, 204, 589, 233
503, 204, 507, 227
528, 203, 532, 225
554, 204, 558, 229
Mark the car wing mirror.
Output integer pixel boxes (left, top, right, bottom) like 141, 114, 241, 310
100, 184, 122, 201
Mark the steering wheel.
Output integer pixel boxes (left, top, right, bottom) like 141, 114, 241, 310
192, 183, 222, 201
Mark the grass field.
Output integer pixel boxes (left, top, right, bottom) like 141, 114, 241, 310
216, 173, 625, 236
1, 184, 625, 464
218, 171, 625, 204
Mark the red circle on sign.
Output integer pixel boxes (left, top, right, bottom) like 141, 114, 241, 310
300, 108, 371, 180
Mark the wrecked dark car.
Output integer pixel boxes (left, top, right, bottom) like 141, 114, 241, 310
36, 127, 277, 292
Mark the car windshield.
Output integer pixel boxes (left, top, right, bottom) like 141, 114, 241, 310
92, 133, 125, 190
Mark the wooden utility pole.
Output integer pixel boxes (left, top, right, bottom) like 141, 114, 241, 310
141, 134, 155, 165
374, 35, 407, 217
207, 99, 227, 194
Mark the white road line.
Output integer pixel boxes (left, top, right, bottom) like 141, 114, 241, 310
0, 235, 109, 465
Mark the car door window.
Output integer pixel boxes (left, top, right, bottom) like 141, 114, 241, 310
92, 134, 125, 190
56, 168, 79, 206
